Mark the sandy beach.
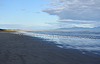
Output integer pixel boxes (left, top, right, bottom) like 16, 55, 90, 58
0, 31, 100, 64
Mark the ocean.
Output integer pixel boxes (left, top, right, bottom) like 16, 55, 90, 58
19, 30, 100, 55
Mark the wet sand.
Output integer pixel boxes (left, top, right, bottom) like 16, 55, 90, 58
0, 31, 100, 64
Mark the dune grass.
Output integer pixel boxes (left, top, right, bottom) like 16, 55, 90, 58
0, 29, 21, 31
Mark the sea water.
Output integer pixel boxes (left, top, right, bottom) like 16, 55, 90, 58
19, 30, 100, 55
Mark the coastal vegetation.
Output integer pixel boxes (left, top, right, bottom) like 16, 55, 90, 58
0, 29, 21, 31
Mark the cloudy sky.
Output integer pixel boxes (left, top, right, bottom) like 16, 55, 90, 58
0, 0, 100, 29
43, 0, 100, 28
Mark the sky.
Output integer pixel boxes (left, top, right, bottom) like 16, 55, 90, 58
44, 0, 100, 28
0, 0, 100, 29
0, 0, 58, 29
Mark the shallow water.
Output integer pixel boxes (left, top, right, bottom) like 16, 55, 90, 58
18, 30, 100, 55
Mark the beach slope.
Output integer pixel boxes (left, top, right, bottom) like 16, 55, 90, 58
0, 31, 100, 64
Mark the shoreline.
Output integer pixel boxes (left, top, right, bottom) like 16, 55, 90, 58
0, 31, 100, 64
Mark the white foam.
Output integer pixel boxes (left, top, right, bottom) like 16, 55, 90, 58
17, 31, 100, 55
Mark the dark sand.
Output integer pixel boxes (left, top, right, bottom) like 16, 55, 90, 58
0, 31, 100, 64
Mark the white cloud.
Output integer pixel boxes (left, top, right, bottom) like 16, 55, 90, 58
54, 22, 96, 28
43, 0, 100, 20
43, 0, 100, 28
57, 19, 100, 28
58, 19, 95, 23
